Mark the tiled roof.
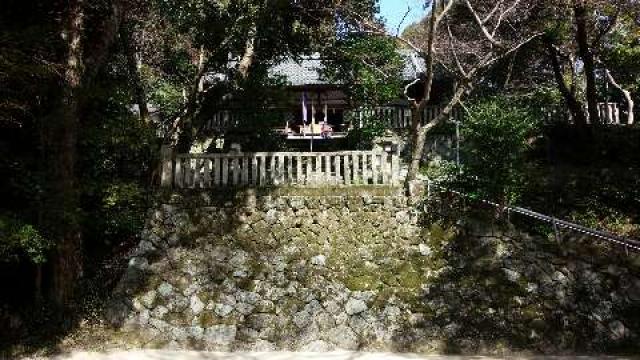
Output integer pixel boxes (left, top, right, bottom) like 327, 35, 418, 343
269, 50, 426, 87
269, 55, 328, 86
399, 49, 426, 80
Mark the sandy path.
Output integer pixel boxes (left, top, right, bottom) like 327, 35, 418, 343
27, 350, 637, 360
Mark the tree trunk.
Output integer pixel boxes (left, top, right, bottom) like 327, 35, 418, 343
404, 0, 439, 186
120, 21, 149, 124
45, 0, 85, 309
574, 1, 600, 124
406, 85, 468, 184
174, 46, 208, 151
546, 40, 588, 126
605, 69, 635, 125
238, 26, 257, 79
406, 102, 426, 185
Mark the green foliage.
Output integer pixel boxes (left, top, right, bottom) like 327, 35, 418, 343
79, 86, 157, 247
421, 160, 460, 184
323, 34, 404, 107
344, 114, 388, 150
221, 128, 290, 152
603, 19, 640, 94
459, 97, 541, 205
0, 214, 51, 265
94, 182, 148, 243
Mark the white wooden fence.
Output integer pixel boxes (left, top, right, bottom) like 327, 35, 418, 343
353, 105, 463, 129
160, 148, 401, 188
598, 103, 621, 124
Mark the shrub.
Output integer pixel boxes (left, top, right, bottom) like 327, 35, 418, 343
459, 97, 541, 206
0, 214, 51, 265
344, 114, 388, 150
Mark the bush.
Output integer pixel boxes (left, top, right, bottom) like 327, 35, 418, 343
0, 214, 51, 265
458, 97, 541, 205
344, 114, 388, 150
79, 102, 157, 249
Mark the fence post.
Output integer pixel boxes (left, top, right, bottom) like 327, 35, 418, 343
160, 145, 174, 188
391, 152, 400, 186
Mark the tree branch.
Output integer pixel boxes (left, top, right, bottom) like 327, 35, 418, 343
464, 0, 503, 48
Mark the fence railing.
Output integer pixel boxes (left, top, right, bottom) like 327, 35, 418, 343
351, 105, 464, 129
160, 148, 401, 188
598, 102, 621, 124
203, 105, 463, 132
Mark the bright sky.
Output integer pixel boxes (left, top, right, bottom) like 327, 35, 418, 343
379, 0, 427, 35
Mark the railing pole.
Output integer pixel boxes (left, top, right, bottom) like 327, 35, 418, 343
278, 154, 285, 184
315, 154, 321, 184
296, 155, 302, 185
259, 155, 266, 186
222, 157, 229, 186
213, 155, 221, 186
324, 155, 331, 183
305, 155, 311, 185
270, 156, 276, 185
334, 155, 341, 185
353, 153, 360, 185
287, 155, 293, 184
251, 156, 258, 185
193, 158, 202, 189
232, 156, 240, 185
160, 145, 174, 188
343, 155, 351, 185
391, 152, 400, 186
175, 157, 184, 188
372, 153, 379, 185
242, 156, 249, 186
381, 152, 388, 184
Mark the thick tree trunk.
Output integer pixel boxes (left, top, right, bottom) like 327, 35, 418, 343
121, 22, 149, 124
83, 0, 122, 81
546, 40, 588, 126
46, 0, 85, 309
574, 1, 600, 124
605, 69, 635, 125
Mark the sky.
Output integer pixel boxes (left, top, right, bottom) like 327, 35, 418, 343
379, 0, 427, 35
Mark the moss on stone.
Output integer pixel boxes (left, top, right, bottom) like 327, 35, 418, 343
344, 273, 379, 291
165, 311, 190, 326
198, 312, 217, 328
397, 265, 422, 290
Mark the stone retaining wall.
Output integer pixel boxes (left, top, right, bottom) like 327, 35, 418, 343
105, 188, 640, 354
107, 188, 432, 351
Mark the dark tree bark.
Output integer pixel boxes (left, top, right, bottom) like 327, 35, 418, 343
45, 0, 86, 309
546, 40, 588, 126
574, 1, 600, 124
43, 0, 123, 310
173, 46, 208, 151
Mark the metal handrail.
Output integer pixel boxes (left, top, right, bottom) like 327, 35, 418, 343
426, 180, 640, 253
